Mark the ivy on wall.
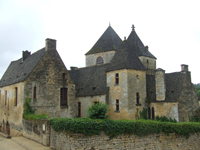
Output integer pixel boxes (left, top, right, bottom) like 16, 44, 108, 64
50, 118, 200, 139
23, 93, 48, 120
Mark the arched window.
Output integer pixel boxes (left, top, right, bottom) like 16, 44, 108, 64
96, 57, 104, 64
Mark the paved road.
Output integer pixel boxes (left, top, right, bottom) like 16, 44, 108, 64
0, 135, 52, 150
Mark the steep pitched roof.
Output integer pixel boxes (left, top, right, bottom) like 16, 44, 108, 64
69, 64, 109, 97
86, 26, 122, 55
0, 48, 46, 87
127, 25, 156, 59
106, 40, 146, 72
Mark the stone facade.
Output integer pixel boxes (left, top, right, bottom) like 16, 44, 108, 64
0, 82, 25, 137
50, 130, 200, 150
86, 51, 116, 67
76, 95, 106, 117
150, 102, 179, 121
139, 56, 156, 75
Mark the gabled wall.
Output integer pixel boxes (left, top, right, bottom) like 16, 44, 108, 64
24, 39, 76, 118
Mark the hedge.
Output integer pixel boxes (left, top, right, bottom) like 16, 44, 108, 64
49, 118, 200, 139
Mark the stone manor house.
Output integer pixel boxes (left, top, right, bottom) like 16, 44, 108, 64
0, 25, 199, 136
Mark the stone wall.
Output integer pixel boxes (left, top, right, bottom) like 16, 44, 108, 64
178, 71, 199, 122
50, 130, 200, 150
139, 56, 156, 75
0, 82, 25, 137
23, 119, 50, 146
86, 51, 116, 67
76, 95, 106, 117
107, 69, 129, 119
127, 70, 147, 119
150, 102, 179, 121
106, 69, 147, 120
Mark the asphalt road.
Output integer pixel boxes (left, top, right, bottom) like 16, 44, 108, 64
0, 135, 52, 150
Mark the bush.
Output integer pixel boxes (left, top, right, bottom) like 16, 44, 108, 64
87, 102, 110, 119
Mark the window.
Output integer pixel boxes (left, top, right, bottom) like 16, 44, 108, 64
77, 102, 81, 117
147, 60, 149, 64
116, 99, 119, 111
115, 73, 119, 85
60, 88, 68, 106
96, 57, 104, 64
62, 73, 66, 79
15, 87, 18, 106
148, 107, 151, 119
5, 90, 7, 105
152, 107, 155, 120
136, 93, 141, 106
33, 86, 36, 99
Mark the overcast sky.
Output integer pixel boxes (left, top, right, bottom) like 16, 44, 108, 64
0, 0, 200, 83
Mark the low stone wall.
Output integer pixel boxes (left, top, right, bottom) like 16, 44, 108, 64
23, 119, 50, 146
50, 129, 200, 150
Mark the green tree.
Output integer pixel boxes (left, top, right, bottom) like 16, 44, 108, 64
87, 102, 110, 119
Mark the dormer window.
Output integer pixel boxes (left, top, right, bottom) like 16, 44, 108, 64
96, 57, 104, 64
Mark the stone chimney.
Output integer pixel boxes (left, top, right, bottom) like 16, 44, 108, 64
181, 64, 188, 72
155, 68, 166, 101
22, 50, 31, 62
45, 38, 56, 51
70, 67, 78, 70
145, 46, 148, 51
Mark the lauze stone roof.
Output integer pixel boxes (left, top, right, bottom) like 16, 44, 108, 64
86, 26, 122, 55
69, 64, 110, 97
0, 48, 46, 87
127, 26, 156, 59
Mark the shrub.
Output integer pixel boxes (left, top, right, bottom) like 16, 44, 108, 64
87, 102, 110, 119
49, 118, 200, 139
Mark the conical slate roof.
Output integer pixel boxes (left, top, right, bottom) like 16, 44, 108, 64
127, 25, 156, 59
86, 26, 122, 55
107, 40, 146, 72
